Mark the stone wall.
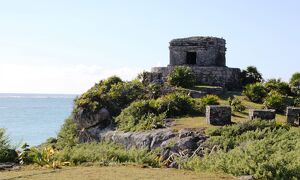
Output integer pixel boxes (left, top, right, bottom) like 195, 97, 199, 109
249, 109, 276, 120
169, 37, 226, 67
151, 66, 241, 90
206, 105, 231, 125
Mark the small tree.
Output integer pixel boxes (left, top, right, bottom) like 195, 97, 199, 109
167, 66, 196, 88
243, 83, 267, 103
289, 72, 300, 96
263, 91, 286, 113
240, 66, 263, 86
264, 78, 291, 96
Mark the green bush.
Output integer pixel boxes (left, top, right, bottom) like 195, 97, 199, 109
155, 92, 199, 117
56, 118, 79, 150
0, 129, 18, 163
265, 78, 291, 96
240, 66, 263, 86
289, 72, 300, 96
115, 92, 201, 131
74, 76, 145, 117
54, 142, 161, 167
115, 100, 165, 132
243, 83, 267, 103
200, 95, 220, 106
263, 91, 286, 113
167, 66, 196, 88
228, 97, 246, 112
181, 121, 300, 179
294, 97, 300, 107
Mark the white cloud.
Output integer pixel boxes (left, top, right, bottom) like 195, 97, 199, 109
0, 64, 144, 94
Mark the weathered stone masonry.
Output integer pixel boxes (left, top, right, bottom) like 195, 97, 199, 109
249, 109, 276, 120
151, 36, 241, 90
206, 105, 231, 125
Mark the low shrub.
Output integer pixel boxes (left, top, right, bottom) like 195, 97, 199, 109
0, 128, 18, 163
263, 91, 286, 113
115, 100, 165, 132
294, 97, 300, 107
56, 118, 79, 150
200, 95, 220, 106
243, 83, 267, 103
155, 92, 199, 117
74, 76, 145, 117
265, 78, 291, 96
54, 142, 161, 167
228, 97, 246, 112
167, 66, 196, 88
116, 92, 201, 131
290, 72, 300, 96
18, 143, 58, 168
181, 121, 300, 179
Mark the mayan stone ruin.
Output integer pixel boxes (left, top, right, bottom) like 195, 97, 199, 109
151, 36, 241, 90
249, 109, 276, 120
286, 106, 300, 125
206, 105, 231, 125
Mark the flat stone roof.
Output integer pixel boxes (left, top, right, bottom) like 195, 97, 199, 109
169, 36, 225, 46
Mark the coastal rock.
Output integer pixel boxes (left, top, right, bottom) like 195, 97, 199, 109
74, 107, 111, 130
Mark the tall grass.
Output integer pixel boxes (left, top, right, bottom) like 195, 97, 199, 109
54, 142, 161, 167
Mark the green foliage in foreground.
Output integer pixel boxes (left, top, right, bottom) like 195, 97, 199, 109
167, 66, 196, 88
0, 128, 18, 163
181, 120, 300, 179
54, 142, 161, 167
115, 92, 202, 131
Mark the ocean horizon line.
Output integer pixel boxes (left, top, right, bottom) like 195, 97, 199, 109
0, 93, 79, 99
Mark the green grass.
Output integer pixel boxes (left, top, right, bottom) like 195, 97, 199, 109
173, 92, 289, 130
0, 165, 234, 180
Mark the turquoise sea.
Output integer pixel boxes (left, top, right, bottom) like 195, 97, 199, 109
0, 93, 76, 146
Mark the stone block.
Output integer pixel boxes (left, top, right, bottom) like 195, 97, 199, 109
286, 106, 300, 124
249, 109, 276, 120
206, 105, 231, 125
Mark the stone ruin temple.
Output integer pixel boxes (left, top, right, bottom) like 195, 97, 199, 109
151, 36, 241, 90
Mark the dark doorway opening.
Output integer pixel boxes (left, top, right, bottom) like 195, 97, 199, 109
186, 52, 196, 65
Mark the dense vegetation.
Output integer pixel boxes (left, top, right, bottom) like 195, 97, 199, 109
115, 92, 203, 131
181, 120, 300, 179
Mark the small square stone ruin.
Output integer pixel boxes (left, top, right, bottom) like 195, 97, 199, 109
286, 107, 300, 125
249, 109, 276, 120
206, 105, 231, 125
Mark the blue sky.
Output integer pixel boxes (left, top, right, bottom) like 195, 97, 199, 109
0, 0, 299, 94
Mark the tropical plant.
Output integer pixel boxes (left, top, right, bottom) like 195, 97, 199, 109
263, 91, 286, 113
264, 78, 291, 96
200, 95, 220, 106
240, 66, 263, 86
289, 72, 300, 96
243, 83, 267, 103
228, 97, 246, 112
167, 66, 196, 88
